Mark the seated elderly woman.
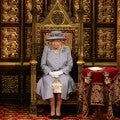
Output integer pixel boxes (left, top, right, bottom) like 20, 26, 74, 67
36, 30, 76, 119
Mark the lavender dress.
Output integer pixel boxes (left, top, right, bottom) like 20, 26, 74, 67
36, 45, 76, 100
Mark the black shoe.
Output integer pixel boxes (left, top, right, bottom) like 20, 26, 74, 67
49, 115, 56, 119
55, 115, 62, 119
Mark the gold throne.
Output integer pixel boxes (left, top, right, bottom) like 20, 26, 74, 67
30, 0, 84, 114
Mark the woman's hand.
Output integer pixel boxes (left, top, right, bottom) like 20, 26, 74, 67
55, 71, 63, 76
49, 71, 63, 78
49, 72, 56, 78
49, 71, 59, 78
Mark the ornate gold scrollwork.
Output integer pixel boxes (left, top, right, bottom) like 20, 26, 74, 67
117, 1, 120, 67
51, 11, 65, 24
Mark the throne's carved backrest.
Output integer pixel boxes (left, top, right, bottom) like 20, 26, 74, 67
34, 0, 81, 82
30, 0, 83, 108
34, 0, 80, 56
40, 0, 72, 25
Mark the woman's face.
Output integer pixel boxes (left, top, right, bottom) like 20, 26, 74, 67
50, 39, 63, 49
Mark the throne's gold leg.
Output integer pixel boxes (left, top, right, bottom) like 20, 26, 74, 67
30, 60, 37, 115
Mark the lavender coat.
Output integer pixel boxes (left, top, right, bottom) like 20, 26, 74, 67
36, 45, 76, 100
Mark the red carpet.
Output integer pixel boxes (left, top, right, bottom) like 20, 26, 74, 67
0, 104, 80, 120
0, 104, 120, 120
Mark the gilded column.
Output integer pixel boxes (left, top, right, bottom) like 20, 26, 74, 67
76, 0, 85, 115
117, 0, 120, 68
77, 0, 85, 66
30, 59, 37, 114
30, 0, 38, 114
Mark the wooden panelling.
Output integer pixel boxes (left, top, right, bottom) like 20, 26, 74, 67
83, 0, 117, 65
0, 0, 31, 103
0, 0, 118, 103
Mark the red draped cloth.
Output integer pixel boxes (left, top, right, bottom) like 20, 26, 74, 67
78, 67, 120, 119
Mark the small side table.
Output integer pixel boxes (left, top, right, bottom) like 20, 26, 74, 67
79, 67, 120, 119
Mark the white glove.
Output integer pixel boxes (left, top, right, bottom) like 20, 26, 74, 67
56, 70, 63, 76
49, 71, 59, 78
52, 71, 59, 78
49, 71, 63, 78
53, 70, 63, 77
49, 72, 55, 77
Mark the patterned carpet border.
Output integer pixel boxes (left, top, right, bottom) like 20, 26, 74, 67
0, 105, 120, 120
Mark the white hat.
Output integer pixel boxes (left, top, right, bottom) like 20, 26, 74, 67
46, 31, 66, 40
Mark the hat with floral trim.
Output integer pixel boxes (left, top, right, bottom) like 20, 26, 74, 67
46, 30, 66, 40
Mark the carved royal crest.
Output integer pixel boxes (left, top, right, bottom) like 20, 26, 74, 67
51, 11, 64, 24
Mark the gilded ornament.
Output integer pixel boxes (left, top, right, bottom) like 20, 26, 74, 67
51, 11, 64, 24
